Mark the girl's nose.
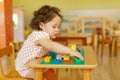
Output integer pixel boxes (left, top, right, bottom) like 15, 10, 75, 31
56, 28, 60, 31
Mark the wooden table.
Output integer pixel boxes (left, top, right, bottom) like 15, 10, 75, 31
28, 46, 97, 80
112, 34, 120, 56
53, 34, 91, 46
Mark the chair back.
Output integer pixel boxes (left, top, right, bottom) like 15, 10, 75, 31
89, 28, 96, 49
0, 43, 28, 80
12, 41, 23, 52
96, 27, 112, 42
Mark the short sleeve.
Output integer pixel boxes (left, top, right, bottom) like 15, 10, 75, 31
33, 31, 50, 40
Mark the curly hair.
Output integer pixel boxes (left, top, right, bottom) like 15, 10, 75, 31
29, 5, 63, 30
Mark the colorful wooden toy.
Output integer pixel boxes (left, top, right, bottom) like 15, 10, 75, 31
41, 50, 85, 64
63, 59, 74, 63
44, 56, 51, 62
54, 59, 61, 64
70, 44, 76, 51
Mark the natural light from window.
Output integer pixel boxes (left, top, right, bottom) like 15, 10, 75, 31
13, 13, 18, 29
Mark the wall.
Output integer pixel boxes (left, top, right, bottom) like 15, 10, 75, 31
12, 0, 120, 27
63, 9, 120, 22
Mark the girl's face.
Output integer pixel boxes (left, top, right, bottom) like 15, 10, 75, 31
39, 15, 62, 39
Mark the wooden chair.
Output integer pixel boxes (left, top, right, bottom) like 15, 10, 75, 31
12, 41, 23, 53
0, 43, 29, 80
96, 27, 113, 57
89, 29, 96, 50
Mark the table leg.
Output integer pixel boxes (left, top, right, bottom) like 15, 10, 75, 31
114, 38, 118, 56
112, 37, 118, 56
35, 68, 43, 80
112, 38, 115, 56
83, 69, 91, 80
55, 68, 58, 80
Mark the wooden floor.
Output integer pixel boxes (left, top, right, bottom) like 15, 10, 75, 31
57, 46, 120, 80
1, 45, 120, 80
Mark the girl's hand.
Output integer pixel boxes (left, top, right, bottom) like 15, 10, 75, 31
75, 51, 84, 61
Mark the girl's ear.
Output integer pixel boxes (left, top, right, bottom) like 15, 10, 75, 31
39, 22, 45, 29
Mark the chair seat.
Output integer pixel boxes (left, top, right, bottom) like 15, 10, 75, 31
4, 71, 31, 80
5, 70, 21, 78
98, 39, 112, 44
105, 40, 112, 44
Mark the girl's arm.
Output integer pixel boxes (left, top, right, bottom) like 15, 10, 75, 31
35, 38, 84, 61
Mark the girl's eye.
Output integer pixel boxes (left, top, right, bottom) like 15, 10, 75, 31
52, 25, 56, 28
58, 26, 61, 29
52, 25, 60, 29
53, 26, 56, 28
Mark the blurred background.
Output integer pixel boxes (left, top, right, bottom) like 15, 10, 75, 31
12, 0, 120, 41
0, 0, 120, 80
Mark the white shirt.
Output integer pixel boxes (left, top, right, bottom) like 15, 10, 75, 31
15, 31, 50, 72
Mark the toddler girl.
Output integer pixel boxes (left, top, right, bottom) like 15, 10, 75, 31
15, 5, 84, 80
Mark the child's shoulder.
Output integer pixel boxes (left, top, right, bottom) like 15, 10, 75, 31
32, 30, 48, 35
32, 30, 50, 38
